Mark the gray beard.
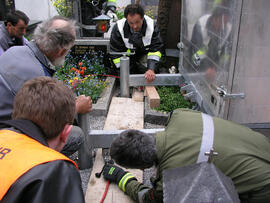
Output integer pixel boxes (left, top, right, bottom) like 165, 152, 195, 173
52, 55, 65, 67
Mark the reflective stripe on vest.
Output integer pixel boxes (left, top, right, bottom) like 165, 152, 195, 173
117, 15, 154, 49
0, 130, 77, 200
107, 0, 116, 7
196, 113, 215, 163
113, 57, 121, 68
147, 51, 162, 62
198, 14, 211, 46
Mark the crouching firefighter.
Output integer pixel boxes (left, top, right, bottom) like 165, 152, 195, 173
103, 109, 270, 203
110, 3, 164, 83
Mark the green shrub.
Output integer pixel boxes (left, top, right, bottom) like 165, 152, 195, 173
116, 7, 124, 20
50, 0, 72, 17
154, 86, 193, 113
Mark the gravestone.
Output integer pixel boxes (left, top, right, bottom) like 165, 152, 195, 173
163, 162, 240, 203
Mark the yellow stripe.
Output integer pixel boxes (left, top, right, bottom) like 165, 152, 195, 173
108, 0, 116, 3
147, 51, 162, 58
118, 173, 134, 192
197, 49, 205, 56
113, 58, 121, 64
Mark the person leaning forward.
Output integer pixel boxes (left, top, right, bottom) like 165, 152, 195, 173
0, 77, 85, 203
0, 16, 92, 156
0, 10, 29, 56
110, 3, 163, 83
102, 109, 270, 203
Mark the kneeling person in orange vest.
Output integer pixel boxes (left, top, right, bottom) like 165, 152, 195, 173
0, 77, 85, 203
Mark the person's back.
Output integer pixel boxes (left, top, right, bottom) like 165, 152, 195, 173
155, 109, 270, 202
0, 123, 83, 203
0, 77, 85, 203
103, 108, 270, 203
0, 15, 76, 121
0, 42, 48, 121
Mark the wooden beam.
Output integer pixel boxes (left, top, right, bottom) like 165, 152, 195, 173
132, 88, 144, 102
85, 97, 144, 203
145, 86, 160, 109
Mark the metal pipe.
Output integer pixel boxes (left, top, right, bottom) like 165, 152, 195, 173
120, 55, 130, 97
78, 113, 92, 169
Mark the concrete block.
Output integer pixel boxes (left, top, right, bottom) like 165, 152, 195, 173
91, 77, 115, 116
144, 99, 169, 125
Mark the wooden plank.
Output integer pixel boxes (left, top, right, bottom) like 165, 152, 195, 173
145, 86, 160, 109
85, 97, 144, 203
132, 88, 144, 102
104, 97, 144, 130
85, 149, 143, 203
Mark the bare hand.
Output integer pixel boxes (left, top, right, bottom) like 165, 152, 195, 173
144, 69, 156, 83
76, 95, 92, 114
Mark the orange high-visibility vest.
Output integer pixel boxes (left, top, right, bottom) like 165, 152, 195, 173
0, 129, 78, 200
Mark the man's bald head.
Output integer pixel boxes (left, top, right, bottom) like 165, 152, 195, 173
33, 16, 76, 54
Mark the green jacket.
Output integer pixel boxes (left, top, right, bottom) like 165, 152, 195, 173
125, 109, 270, 202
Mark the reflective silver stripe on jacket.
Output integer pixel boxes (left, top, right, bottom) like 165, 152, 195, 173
147, 54, 160, 61
197, 113, 214, 163
117, 15, 154, 49
138, 189, 149, 203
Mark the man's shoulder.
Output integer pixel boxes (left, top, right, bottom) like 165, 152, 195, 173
3, 160, 82, 203
0, 44, 36, 64
18, 159, 79, 185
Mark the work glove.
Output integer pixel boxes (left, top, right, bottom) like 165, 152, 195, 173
103, 164, 137, 192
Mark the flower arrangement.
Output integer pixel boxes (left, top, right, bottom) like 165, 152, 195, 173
54, 50, 110, 103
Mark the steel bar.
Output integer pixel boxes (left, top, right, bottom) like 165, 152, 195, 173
120, 55, 130, 97
129, 74, 185, 87
88, 128, 164, 148
78, 113, 92, 169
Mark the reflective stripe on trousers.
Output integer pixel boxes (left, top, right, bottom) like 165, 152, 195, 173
197, 113, 215, 163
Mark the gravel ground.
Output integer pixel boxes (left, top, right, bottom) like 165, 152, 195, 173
79, 115, 106, 194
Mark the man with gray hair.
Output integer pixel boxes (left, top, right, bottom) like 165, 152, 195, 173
0, 16, 92, 156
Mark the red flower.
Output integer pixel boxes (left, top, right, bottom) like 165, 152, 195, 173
78, 62, 82, 67
81, 67, 86, 71
80, 70, 84, 76
72, 80, 78, 89
70, 67, 76, 72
